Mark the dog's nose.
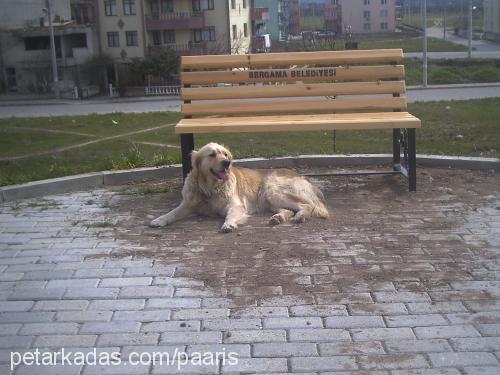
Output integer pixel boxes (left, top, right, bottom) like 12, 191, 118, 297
221, 160, 231, 169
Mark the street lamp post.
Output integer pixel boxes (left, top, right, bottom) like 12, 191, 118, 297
43, 0, 60, 98
468, 0, 473, 58
423, 0, 427, 87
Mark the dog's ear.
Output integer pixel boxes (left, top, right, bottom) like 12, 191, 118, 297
191, 150, 200, 170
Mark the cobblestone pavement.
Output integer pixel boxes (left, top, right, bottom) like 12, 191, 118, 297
0, 167, 499, 374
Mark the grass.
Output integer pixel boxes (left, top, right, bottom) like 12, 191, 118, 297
0, 98, 499, 186
277, 35, 468, 53
405, 58, 500, 86
403, 8, 484, 31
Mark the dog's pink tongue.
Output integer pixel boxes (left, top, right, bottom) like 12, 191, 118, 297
216, 171, 230, 182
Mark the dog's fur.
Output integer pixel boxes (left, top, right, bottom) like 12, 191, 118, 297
150, 143, 329, 232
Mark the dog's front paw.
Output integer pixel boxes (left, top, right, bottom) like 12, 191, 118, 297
269, 213, 284, 226
150, 218, 167, 228
220, 222, 237, 233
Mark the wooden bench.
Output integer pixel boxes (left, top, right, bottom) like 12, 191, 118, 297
175, 49, 421, 191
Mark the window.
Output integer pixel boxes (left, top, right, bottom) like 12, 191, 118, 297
232, 24, 237, 39
161, 0, 173, 13
123, 0, 135, 15
364, 0, 370, 5
363, 23, 371, 31
243, 23, 248, 37
363, 10, 370, 19
243, 0, 246, 8
126, 31, 138, 46
152, 31, 161, 45
332, 0, 338, 4
104, 0, 116, 16
192, 0, 214, 11
163, 30, 175, 43
193, 27, 215, 42
380, 9, 388, 17
231, 0, 235, 10
107, 32, 119, 47
381, 0, 387, 4
380, 22, 388, 30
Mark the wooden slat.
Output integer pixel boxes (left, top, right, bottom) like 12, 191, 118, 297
181, 49, 403, 69
175, 112, 421, 133
182, 97, 407, 116
181, 65, 405, 85
181, 81, 406, 100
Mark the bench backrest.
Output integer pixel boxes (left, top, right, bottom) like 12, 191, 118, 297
180, 49, 406, 117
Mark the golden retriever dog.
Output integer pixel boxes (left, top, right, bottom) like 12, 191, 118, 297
150, 142, 329, 232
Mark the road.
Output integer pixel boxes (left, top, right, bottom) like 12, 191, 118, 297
0, 84, 499, 118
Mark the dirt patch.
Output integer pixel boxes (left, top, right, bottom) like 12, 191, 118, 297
105, 166, 500, 306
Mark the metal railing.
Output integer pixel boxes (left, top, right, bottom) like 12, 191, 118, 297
144, 85, 180, 96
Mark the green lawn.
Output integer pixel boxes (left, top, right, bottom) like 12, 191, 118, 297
403, 8, 484, 31
277, 35, 468, 53
405, 58, 500, 86
0, 98, 499, 186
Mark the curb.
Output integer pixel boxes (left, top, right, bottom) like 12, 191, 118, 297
0, 155, 498, 203
407, 82, 500, 90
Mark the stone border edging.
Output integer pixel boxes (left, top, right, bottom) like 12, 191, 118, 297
1, 154, 498, 203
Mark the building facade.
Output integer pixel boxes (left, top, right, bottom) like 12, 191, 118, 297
484, 0, 500, 41
337, 0, 396, 34
0, 0, 98, 94
96, 0, 252, 60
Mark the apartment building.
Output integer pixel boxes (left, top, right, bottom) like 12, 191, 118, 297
339, 0, 396, 34
97, 0, 252, 60
484, 0, 500, 41
0, 0, 98, 93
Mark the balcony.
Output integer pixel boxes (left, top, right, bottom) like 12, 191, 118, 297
145, 12, 205, 30
251, 7, 270, 21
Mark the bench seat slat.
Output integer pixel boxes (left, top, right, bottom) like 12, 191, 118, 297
182, 81, 406, 100
181, 65, 405, 85
182, 97, 407, 116
181, 49, 404, 69
175, 112, 421, 134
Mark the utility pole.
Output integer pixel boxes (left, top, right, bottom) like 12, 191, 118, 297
423, 0, 427, 87
44, 0, 59, 98
467, 0, 473, 58
443, 2, 446, 40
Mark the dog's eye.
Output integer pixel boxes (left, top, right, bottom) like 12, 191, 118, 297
209, 152, 216, 157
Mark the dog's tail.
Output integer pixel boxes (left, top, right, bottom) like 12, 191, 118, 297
311, 185, 330, 219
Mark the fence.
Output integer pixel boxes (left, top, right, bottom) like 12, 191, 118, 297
144, 85, 180, 96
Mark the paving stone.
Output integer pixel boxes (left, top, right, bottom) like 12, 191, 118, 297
351, 327, 415, 341
374, 291, 431, 303
263, 317, 323, 329
119, 286, 174, 298
97, 333, 159, 346
253, 342, 318, 357
99, 277, 152, 287
64, 288, 119, 299
476, 323, 500, 336
171, 308, 229, 320
224, 330, 286, 343
230, 307, 288, 318
349, 303, 408, 315
142, 321, 200, 332
34, 334, 97, 347
80, 321, 141, 334
385, 339, 453, 353
450, 337, 500, 352
88, 299, 145, 310
113, 310, 171, 322
82, 363, 150, 374
46, 279, 99, 288
385, 314, 448, 327
8, 288, 65, 301
56, 311, 113, 322
414, 325, 481, 339
289, 304, 348, 317
0, 301, 33, 311
358, 354, 430, 370
152, 361, 218, 374
392, 369, 461, 375
288, 328, 350, 342
146, 298, 201, 309
221, 358, 287, 373
290, 356, 357, 372
19, 322, 79, 335
15, 364, 83, 375
33, 300, 89, 311
0, 335, 33, 348
0, 312, 55, 323
428, 352, 499, 367
407, 302, 469, 314
202, 318, 261, 331
161, 331, 222, 344
186, 344, 251, 358
325, 315, 385, 328
462, 366, 500, 375
318, 341, 385, 355
0, 323, 21, 335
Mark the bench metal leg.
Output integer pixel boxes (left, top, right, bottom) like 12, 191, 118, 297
392, 128, 401, 171
407, 128, 416, 192
180, 134, 194, 180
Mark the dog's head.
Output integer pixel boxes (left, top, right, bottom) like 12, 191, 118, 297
191, 143, 233, 182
